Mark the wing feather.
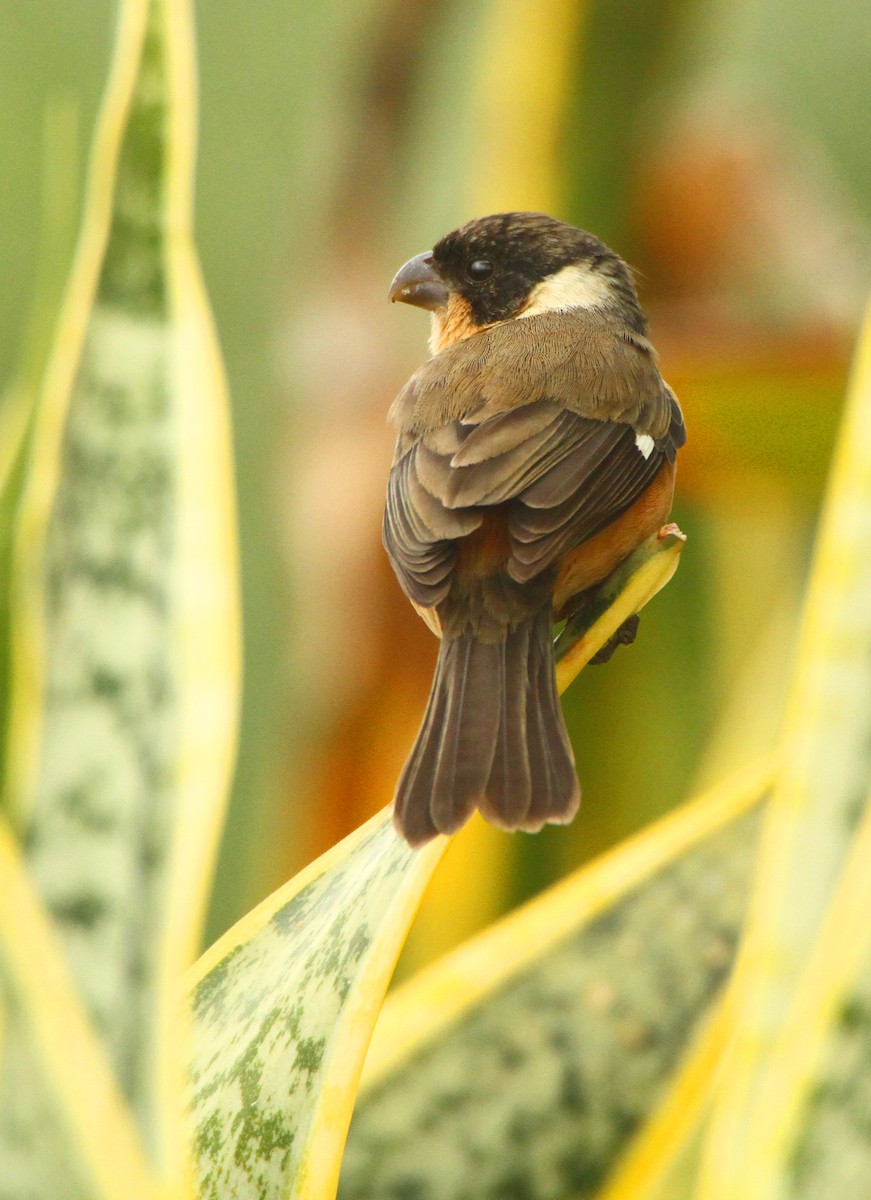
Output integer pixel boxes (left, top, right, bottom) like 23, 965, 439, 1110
384, 350, 683, 611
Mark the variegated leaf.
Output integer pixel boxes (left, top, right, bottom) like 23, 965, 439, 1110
337, 760, 771, 1200
0, 0, 238, 1191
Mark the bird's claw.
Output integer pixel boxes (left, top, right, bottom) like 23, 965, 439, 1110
589, 613, 641, 664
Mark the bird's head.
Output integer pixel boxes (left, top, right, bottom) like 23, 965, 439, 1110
388, 212, 646, 354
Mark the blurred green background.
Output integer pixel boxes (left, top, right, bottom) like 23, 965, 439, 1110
2, 0, 869, 972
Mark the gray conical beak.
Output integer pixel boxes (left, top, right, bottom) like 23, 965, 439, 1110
388, 251, 450, 311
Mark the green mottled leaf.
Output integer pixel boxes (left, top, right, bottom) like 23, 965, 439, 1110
338, 762, 771, 1200
187, 812, 446, 1200
0, 0, 238, 1191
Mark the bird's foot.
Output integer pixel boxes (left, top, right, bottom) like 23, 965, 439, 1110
589, 613, 640, 664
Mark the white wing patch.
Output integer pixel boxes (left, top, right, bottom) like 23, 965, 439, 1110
635, 432, 655, 460
519, 263, 614, 318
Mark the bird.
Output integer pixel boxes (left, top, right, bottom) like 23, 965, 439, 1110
383, 212, 685, 847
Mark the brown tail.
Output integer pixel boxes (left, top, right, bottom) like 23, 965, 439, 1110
393, 605, 580, 846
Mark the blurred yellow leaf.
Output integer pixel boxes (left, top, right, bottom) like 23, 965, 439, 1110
698, 298, 871, 1197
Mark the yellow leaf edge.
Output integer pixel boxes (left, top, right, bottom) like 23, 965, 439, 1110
155, 0, 243, 1184
0, 815, 163, 1200
361, 753, 775, 1093
407, 527, 685, 969
161, 0, 242, 980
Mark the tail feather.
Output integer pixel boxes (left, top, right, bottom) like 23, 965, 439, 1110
392, 656, 451, 845
393, 633, 498, 844
429, 635, 501, 832
393, 606, 580, 846
480, 623, 532, 828
523, 617, 580, 829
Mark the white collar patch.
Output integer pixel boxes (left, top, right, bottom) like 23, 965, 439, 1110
519, 263, 613, 319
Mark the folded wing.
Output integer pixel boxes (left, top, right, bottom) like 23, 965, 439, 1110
383, 389, 684, 608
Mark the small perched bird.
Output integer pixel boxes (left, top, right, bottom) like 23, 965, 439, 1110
384, 212, 685, 847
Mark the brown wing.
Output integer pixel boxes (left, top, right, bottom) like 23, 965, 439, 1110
383, 392, 684, 606
384, 309, 685, 609
507, 391, 684, 581
382, 450, 480, 608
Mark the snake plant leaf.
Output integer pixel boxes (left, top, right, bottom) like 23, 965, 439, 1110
337, 758, 772, 1200
185, 529, 685, 1200
697, 300, 871, 1199
0, 817, 162, 1200
0, 0, 239, 1188
186, 813, 447, 1200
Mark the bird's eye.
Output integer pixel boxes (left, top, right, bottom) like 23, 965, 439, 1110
467, 259, 493, 281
